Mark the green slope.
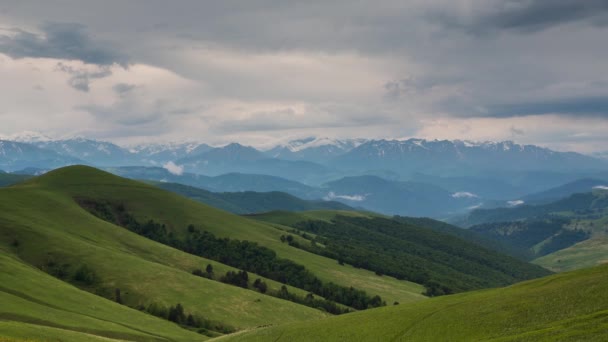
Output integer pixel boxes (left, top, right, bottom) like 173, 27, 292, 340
23, 165, 426, 305
0, 166, 426, 337
220, 264, 608, 341
251, 211, 550, 295
534, 236, 608, 272
0, 253, 204, 342
0, 168, 333, 336
152, 182, 353, 214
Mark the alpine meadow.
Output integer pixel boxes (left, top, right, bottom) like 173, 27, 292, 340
2, 1, 608, 341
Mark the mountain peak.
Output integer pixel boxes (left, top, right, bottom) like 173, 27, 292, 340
0, 131, 54, 143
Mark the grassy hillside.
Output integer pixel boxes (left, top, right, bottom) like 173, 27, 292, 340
153, 182, 353, 214
0, 166, 427, 336
0, 171, 332, 334
0, 253, 205, 342
221, 263, 608, 341
252, 211, 550, 296
534, 236, 608, 272
36, 166, 426, 305
459, 189, 608, 269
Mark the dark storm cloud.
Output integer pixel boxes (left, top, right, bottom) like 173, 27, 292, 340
486, 97, 608, 118
55, 62, 112, 92
435, 0, 608, 34
0, 22, 128, 65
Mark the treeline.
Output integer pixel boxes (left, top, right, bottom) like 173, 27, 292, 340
144, 302, 234, 335
470, 218, 590, 258
191, 269, 353, 314
286, 216, 550, 296
79, 199, 384, 312
43, 259, 231, 336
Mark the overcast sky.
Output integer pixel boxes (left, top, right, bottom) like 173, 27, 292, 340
0, 0, 607, 152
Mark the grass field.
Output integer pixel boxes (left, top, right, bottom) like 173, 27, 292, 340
23, 166, 426, 305
0, 253, 205, 342
0, 166, 426, 340
534, 236, 608, 272
0, 170, 330, 335
218, 263, 608, 341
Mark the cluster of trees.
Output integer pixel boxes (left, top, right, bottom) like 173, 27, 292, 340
220, 270, 249, 288
80, 200, 384, 311
145, 302, 234, 335
274, 285, 353, 315
45, 260, 100, 287
290, 216, 549, 296
192, 264, 214, 279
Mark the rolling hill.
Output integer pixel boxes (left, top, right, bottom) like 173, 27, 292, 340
0, 166, 565, 341
222, 263, 608, 341
1, 165, 432, 340
251, 211, 550, 295
453, 188, 608, 271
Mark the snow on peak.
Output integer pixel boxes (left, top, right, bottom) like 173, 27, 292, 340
273, 137, 367, 153
0, 131, 53, 143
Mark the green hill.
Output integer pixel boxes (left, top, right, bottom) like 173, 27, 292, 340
0, 253, 204, 342
221, 263, 608, 341
1, 165, 427, 340
456, 189, 608, 269
153, 181, 353, 214
251, 211, 550, 295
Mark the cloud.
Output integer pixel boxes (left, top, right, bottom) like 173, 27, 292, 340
0, 22, 128, 65
163, 161, 184, 175
593, 185, 608, 190
507, 200, 525, 207
510, 126, 525, 136
433, 0, 608, 35
0, 2, 608, 152
113, 83, 136, 96
324, 191, 367, 202
55, 62, 112, 92
452, 192, 479, 199
484, 97, 608, 118
467, 203, 483, 210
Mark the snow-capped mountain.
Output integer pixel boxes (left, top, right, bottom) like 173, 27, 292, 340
176, 143, 331, 182
266, 137, 367, 162
0, 140, 82, 172
131, 142, 212, 165
33, 138, 134, 166
333, 139, 607, 176
0, 131, 54, 143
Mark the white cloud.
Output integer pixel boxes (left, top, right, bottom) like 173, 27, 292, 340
414, 115, 608, 153
467, 203, 483, 210
1, 2, 608, 152
324, 191, 367, 202
163, 161, 184, 176
452, 191, 478, 199
507, 200, 525, 207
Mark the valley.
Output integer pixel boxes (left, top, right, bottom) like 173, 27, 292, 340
1, 138, 608, 342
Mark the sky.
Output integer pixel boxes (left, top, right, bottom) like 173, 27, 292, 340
0, 0, 607, 153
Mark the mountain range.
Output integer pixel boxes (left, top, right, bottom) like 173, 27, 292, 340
1, 134, 607, 218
